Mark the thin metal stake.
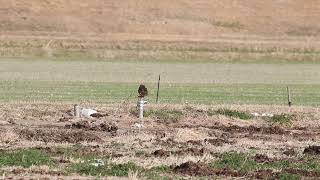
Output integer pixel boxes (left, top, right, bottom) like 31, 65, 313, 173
287, 86, 292, 107
156, 74, 161, 103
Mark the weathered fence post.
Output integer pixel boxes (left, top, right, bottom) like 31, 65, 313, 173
287, 86, 292, 107
156, 74, 161, 103
74, 104, 80, 117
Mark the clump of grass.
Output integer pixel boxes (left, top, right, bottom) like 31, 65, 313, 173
0, 149, 54, 168
143, 165, 171, 179
69, 160, 171, 178
268, 114, 294, 125
210, 108, 253, 120
69, 161, 143, 177
144, 109, 183, 123
211, 151, 320, 178
135, 150, 147, 157
211, 152, 258, 172
109, 163, 143, 177
279, 173, 301, 180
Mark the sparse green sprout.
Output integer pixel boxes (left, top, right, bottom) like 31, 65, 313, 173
213, 108, 253, 120
143, 165, 171, 179
69, 161, 143, 177
269, 114, 294, 125
144, 109, 183, 123
211, 152, 258, 172
0, 149, 54, 168
279, 173, 301, 180
109, 162, 143, 177
150, 165, 171, 172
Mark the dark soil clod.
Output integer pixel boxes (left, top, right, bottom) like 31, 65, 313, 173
90, 113, 108, 118
283, 168, 320, 177
283, 148, 296, 156
174, 161, 214, 176
253, 154, 273, 163
66, 121, 118, 133
176, 148, 205, 156
19, 128, 103, 143
205, 138, 234, 146
303, 146, 320, 155
153, 149, 170, 157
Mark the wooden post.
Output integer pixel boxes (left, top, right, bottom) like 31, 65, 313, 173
287, 86, 292, 107
74, 104, 80, 117
156, 74, 161, 103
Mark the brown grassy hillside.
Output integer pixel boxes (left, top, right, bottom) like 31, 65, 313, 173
0, 0, 320, 61
1, 0, 320, 36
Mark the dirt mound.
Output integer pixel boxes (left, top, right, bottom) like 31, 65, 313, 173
185, 140, 202, 146
153, 149, 170, 157
185, 138, 233, 146
177, 124, 287, 135
225, 125, 287, 135
174, 161, 243, 177
204, 138, 234, 146
174, 161, 214, 176
253, 154, 273, 163
66, 120, 118, 134
10, 168, 63, 176
90, 113, 108, 118
35, 145, 122, 157
283, 148, 296, 156
251, 169, 275, 179
152, 148, 205, 157
283, 168, 320, 177
19, 128, 103, 143
176, 148, 205, 156
303, 146, 320, 155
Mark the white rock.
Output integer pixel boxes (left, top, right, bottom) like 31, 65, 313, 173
262, 113, 274, 117
81, 108, 97, 118
132, 123, 144, 128
0, 120, 10, 125
251, 112, 260, 117
90, 159, 105, 167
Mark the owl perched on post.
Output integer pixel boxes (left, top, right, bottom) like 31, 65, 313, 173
138, 84, 148, 97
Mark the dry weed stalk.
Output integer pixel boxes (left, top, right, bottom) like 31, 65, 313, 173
128, 170, 139, 180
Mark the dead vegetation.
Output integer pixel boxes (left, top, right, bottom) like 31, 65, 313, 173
0, 1, 320, 61
18, 128, 104, 143
0, 103, 320, 179
1, 0, 320, 36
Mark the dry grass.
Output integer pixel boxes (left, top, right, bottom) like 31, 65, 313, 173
1, 35, 320, 62
0, 130, 19, 145
0, 1, 320, 61
0, 102, 320, 178
1, 0, 320, 36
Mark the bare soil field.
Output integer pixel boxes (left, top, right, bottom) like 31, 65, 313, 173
1, 103, 320, 179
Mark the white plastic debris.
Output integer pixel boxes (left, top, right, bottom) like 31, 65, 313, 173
262, 113, 274, 117
90, 159, 105, 167
81, 108, 97, 118
251, 112, 274, 118
251, 112, 260, 117
132, 123, 144, 128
